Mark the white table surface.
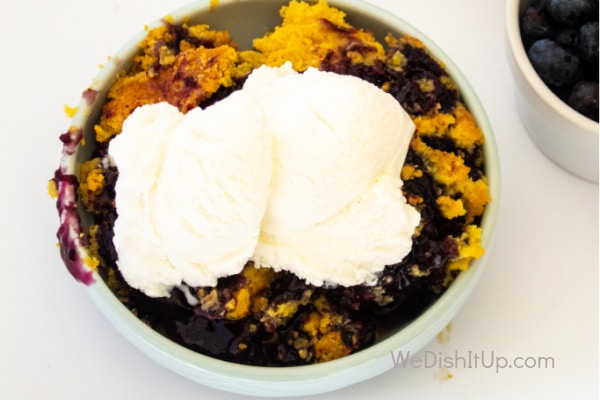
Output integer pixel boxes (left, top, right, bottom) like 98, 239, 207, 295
1, 0, 598, 398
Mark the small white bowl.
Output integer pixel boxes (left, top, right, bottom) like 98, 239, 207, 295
58, 0, 500, 396
505, 0, 599, 183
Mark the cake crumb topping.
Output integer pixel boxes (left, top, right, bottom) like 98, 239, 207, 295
248, 0, 385, 71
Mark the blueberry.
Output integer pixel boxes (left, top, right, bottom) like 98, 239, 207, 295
520, 5, 555, 47
568, 80, 599, 121
554, 27, 579, 49
547, 0, 598, 27
528, 39, 583, 88
578, 21, 599, 65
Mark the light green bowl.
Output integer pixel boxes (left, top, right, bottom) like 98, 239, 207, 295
64, 0, 500, 396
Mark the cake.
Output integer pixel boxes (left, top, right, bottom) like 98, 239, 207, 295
50, 0, 491, 366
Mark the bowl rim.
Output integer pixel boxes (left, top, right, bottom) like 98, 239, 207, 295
64, 0, 501, 395
505, 0, 599, 134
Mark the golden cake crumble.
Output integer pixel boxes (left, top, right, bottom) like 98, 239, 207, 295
248, 0, 385, 71
94, 25, 251, 142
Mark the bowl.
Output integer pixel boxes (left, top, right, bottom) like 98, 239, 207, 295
505, 0, 599, 183
55, 0, 500, 396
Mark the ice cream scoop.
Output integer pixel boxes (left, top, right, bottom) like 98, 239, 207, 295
247, 64, 420, 286
110, 95, 272, 296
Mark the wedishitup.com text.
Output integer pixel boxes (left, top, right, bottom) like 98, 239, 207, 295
390, 350, 555, 374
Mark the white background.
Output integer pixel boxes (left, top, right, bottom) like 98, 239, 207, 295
0, 0, 598, 399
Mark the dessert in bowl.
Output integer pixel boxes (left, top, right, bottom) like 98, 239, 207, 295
506, 0, 599, 183
50, 0, 499, 396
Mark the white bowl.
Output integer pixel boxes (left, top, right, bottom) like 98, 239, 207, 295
58, 0, 500, 396
505, 0, 599, 183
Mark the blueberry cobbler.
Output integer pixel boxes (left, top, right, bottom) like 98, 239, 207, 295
50, 0, 491, 366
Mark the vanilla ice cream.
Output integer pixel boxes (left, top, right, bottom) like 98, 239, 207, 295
245, 65, 414, 233
110, 63, 419, 297
110, 95, 272, 297
247, 64, 420, 286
